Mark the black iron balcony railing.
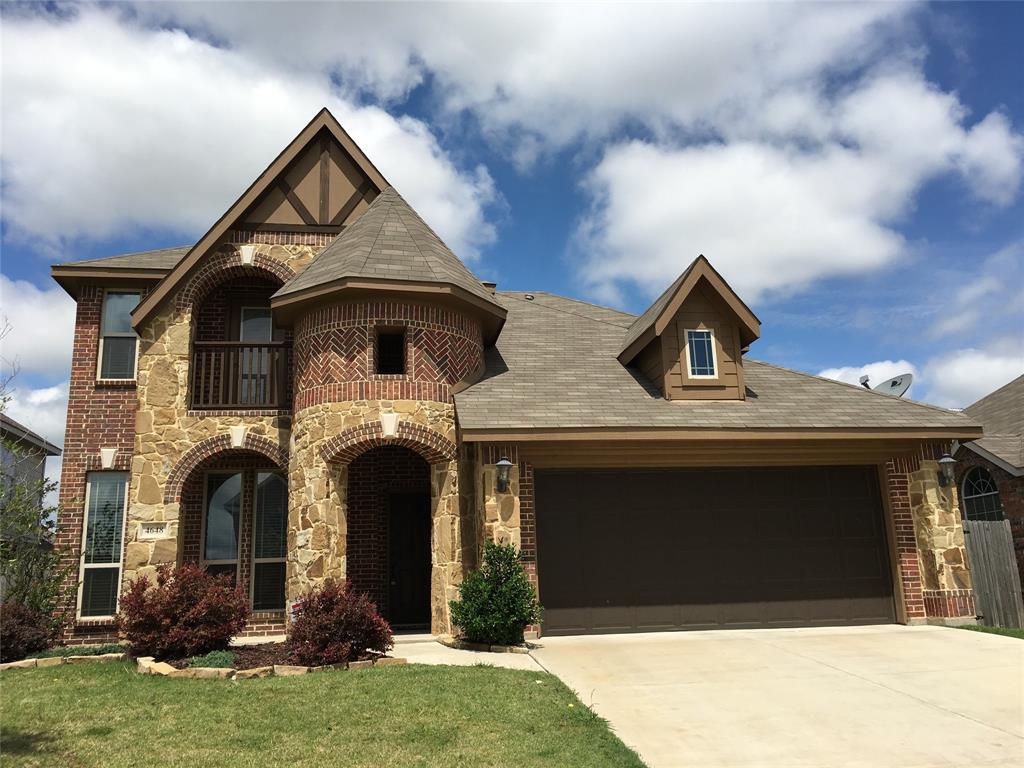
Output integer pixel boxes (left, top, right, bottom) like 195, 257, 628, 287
190, 341, 289, 410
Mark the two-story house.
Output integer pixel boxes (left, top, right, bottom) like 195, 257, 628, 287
52, 109, 982, 644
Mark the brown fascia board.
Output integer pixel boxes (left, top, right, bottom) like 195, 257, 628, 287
619, 256, 761, 364
51, 266, 170, 297
459, 426, 984, 442
271, 277, 507, 343
130, 108, 389, 329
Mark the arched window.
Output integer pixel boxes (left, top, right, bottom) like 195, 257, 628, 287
961, 467, 1004, 522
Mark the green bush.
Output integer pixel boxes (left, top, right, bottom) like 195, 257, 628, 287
188, 650, 236, 668
449, 541, 541, 646
28, 643, 125, 659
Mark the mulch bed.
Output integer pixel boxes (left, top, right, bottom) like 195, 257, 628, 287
163, 643, 382, 670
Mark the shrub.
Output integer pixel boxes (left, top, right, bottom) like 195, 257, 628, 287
288, 580, 392, 666
449, 541, 541, 646
116, 564, 250, 659
28, 643, 125, 659
0, 603, 54, 662
188, 649, 235, 668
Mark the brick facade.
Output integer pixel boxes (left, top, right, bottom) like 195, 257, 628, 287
56, 286, 143, 644
293, 300, 483, 411
954, 450, 1024, 593
346, 446, 431, 619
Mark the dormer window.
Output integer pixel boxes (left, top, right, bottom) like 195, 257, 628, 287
376, 328, 406, 375
685, 329, 717, 378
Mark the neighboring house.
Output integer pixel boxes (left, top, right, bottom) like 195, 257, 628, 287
0, 412, 62, 504
50, 109, 982, 645
0, 413, 61, 600
954, 375, 1024, 590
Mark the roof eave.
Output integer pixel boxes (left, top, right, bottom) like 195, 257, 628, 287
957, 440, 1024, 477
51, 265, 171, 297
271, 277, 507, 343
458, 426, 985, 443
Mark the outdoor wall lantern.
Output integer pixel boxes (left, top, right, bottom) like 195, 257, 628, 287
495, 457, 514, 493
937, 453, 956, 487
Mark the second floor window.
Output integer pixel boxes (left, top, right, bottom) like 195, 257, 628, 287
98, 291, 139, 380
685, 328, 717, 378
376, 328, 406, 375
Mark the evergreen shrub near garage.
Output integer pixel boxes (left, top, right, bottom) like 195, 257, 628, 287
450, 541, 541, 646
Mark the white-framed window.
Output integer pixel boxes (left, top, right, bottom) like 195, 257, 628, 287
201, 472, 243, 584
251, 472, 287, 610
961, 466, 1004, 522
97, 290, 140, 380
684, 328, 718, 378
78, 472, 129, 619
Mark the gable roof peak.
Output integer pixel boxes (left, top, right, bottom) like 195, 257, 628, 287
619, 254, 760, 364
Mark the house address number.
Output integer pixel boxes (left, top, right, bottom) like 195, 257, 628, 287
138, 522, 168, 540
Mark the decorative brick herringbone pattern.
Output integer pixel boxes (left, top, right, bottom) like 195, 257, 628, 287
294, 300, 483, 411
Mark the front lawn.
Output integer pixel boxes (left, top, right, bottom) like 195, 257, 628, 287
0, 662, 645, 768
958, 624, 1024, 640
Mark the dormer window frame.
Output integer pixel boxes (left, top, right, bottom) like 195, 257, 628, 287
683, 327, 718, 380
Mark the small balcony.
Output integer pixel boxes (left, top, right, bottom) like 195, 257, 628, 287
190, 341, 290, 410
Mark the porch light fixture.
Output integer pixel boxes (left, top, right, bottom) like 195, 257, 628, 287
937, 453, 956, 487
495, 457, 513, 493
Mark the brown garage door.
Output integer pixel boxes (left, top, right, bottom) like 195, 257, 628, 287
535, 466, 895, 635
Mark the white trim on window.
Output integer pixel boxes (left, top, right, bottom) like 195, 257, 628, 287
250, 471, 287, 611
76, 471, 129, 621
683, 327, 718, 379
200, 472, 243, 585
96, 289, 140, 381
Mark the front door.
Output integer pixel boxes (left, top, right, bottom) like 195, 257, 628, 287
388, 493, 431, 628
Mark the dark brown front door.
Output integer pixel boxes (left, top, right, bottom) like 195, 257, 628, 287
536, 466, 895, 636
388, 493, 431, 628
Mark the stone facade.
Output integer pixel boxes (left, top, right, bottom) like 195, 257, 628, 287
287, 398, 461, 633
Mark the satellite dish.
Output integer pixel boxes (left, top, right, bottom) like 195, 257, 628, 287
871, 373, 913, 398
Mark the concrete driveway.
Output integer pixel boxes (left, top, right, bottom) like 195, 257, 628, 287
530, 625, 1024, 768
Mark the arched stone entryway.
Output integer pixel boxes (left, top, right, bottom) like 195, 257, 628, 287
346, 445, 432, 628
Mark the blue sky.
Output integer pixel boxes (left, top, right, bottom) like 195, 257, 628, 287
1, 1, 1022, 453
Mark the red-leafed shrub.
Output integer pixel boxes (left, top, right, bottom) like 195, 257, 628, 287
288, 580, 392, 666
116, 564, 249, 659
0, 603, 55, 662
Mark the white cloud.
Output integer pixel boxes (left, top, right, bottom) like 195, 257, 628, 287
921, 343, 1024, 409
930, 242, 1024, 338
0, 275, 76, 379
4, 381, 69, 449
818, 360, 919, 394
0, 7, 497, 259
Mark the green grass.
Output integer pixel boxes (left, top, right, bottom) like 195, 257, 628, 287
0, 662, 645, 768
958, 624, 1024, 640
26, 644, 126, 659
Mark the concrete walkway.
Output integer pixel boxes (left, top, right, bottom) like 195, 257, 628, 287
530, 625, 1024, 768
395, 633, 543, 671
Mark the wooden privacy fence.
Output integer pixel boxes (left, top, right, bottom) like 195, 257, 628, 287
963, 519, 1024, 628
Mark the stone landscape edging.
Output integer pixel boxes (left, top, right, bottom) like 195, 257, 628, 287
0, 652, 127, 671
437, 635, 533, 654
136, 655, 408, 679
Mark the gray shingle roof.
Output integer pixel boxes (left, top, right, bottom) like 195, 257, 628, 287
0, 413, 61, 455
454, 291, 981, 433
55, 246, 191, 271
963, 375, 1024, 469
621, 265, 694, 352
274, 187, 500, 311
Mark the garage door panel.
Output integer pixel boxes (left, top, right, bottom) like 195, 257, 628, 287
536, 466, 895, 636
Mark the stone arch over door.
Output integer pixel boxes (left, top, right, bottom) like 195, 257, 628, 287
320, 421, 457, 466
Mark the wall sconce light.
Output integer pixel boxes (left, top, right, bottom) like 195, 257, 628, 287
495, 457, 513, 493
937, 453, 956, 487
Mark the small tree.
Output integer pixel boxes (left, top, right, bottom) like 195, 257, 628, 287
0, 334, 76, 660
449, 541, 541, 646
